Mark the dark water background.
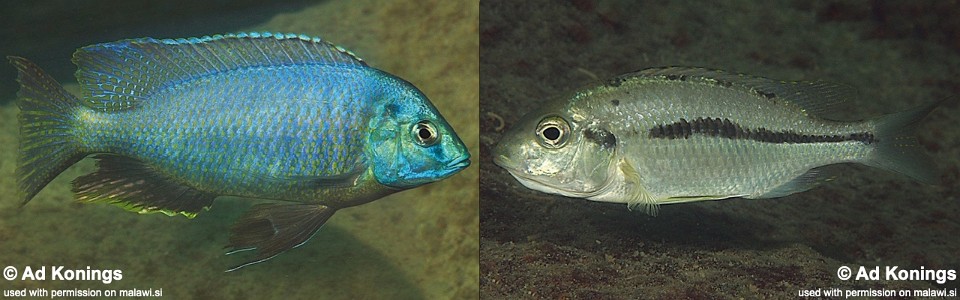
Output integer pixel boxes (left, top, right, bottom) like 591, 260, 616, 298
1, 1, 479, 299
480, 0, 960, 298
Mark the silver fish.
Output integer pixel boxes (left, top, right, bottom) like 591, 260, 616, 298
493, 67, 938, 214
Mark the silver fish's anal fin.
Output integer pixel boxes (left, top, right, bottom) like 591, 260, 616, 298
756, 168, 835, 199
633, 67, 855, 117
72, 32, 366, 111
72, 155, 216, 218
619, 158, 660, 216
862, 99, 942, 184
660, 195, 744, 204
225, 204, 335, 272
8, 56, 87, 205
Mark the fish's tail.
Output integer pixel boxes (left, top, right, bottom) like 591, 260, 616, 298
863, 100, 941, 184
9, 56, 86, 205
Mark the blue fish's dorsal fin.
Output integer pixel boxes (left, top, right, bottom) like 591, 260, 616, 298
629, 67, 856, 118
72, 32, 366, 111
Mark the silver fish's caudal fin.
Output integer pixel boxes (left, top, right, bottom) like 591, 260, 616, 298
225, 204, 336, 272
8, 56, 86, 205
864, 100, 942, 184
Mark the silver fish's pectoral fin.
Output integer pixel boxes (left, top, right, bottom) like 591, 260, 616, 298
225, 204, 335, 272
618, 158, 661, 216
625, 190, 660, 216
72, 155, 215, 218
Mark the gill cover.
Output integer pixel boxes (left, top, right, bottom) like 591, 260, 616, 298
494, 110, 618, 197
366, 74, 469, 188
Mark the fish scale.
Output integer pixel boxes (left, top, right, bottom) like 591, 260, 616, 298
10, 32, 469, 271
591, 79, 875, 199
109, 70, 367, 198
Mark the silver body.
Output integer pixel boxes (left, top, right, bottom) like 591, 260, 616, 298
581, 77, 868, 202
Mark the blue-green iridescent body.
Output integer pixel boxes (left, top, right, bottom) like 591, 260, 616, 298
10, 32, 470, 270
80, 64, 385, 202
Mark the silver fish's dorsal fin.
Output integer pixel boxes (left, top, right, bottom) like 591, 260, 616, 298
72, 32, 366, 111
630, 67, 856, 117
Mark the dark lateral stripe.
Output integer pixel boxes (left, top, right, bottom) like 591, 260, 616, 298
648, 117, 875, 144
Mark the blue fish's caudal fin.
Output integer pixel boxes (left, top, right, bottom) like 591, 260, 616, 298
864, 100, 942, 185
8, 56, 85, 205
224, 204, 336, 272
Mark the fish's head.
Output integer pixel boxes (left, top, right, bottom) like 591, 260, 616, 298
493, 107, 619, 198
366, 77, 470, 189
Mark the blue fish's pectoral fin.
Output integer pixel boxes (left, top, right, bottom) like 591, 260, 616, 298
72, 155, 215, 218
225, 203, 335, 272
259, 167, 365, 189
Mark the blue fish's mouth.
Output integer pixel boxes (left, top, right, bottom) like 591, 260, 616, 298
446, 155, 471, 171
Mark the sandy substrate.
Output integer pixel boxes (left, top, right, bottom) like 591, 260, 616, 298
480, 0, 960, 298
0, 1, 478, 299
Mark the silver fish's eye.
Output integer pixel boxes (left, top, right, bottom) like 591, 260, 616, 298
413, 120, 439, 146
536, 115, 570, 148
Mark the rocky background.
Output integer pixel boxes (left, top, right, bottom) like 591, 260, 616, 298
480, 0, 959, 298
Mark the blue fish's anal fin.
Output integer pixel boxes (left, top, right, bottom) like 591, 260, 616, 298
72, 32, 367, 111
225, 204, 335, 272
72, 155, 215, 218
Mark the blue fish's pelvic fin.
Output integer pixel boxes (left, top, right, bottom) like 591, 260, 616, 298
225, 203, 335, 272
72, 155, 216, 218
9, 56, 86, 205
72, 32, 366, 111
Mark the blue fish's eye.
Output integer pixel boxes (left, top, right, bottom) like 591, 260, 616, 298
536, 115, 570, 148
413, 120, 439, 146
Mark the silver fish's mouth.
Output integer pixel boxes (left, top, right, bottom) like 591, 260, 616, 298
493, 155, 553, 189
492, 155, 516, 171
494, 155, 611, 199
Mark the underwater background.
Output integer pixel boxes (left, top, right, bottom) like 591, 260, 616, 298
480, 0, 959, 298
1, 0, 478, 299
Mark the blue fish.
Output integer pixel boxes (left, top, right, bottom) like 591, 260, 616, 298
9, 32, 470, 271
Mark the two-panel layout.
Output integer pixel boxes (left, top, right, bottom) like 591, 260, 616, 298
3, 0, 959, 299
